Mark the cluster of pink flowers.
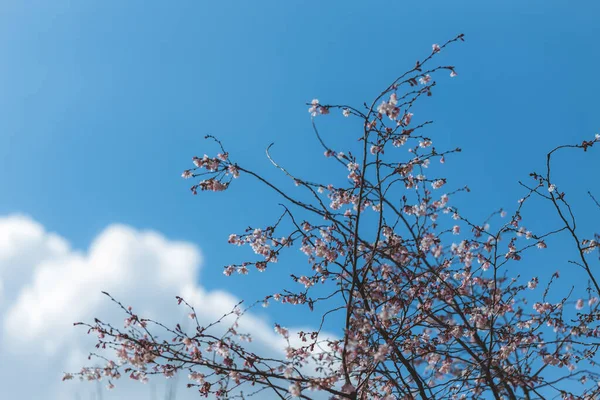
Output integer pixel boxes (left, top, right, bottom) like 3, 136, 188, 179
377, 93, 400, 121
308, 99, 329, 117
184, 141, 240, 194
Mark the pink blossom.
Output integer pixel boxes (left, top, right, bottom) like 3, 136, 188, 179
274, 324, 289, 339
432, 179, 446, 189
370, 145, 382, 155
377, 95, 400, 120
223, 265, 235, 276
528, 277, 538, 289
308, 99, 320, 116
289, 383, 301, 397
308, 98, 329, 116
228, 165, 240, 178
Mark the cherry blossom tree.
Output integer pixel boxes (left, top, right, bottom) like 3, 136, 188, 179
66, 34, 600, 399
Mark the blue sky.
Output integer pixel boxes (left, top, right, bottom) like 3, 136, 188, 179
1, 0, 598, 297
0, 1, 599, 398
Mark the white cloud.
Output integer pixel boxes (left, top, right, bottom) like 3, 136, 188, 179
0, 214, 327, 400
3, 223, 202, 354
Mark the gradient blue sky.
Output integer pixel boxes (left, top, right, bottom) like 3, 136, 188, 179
0, 0, 599, 367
